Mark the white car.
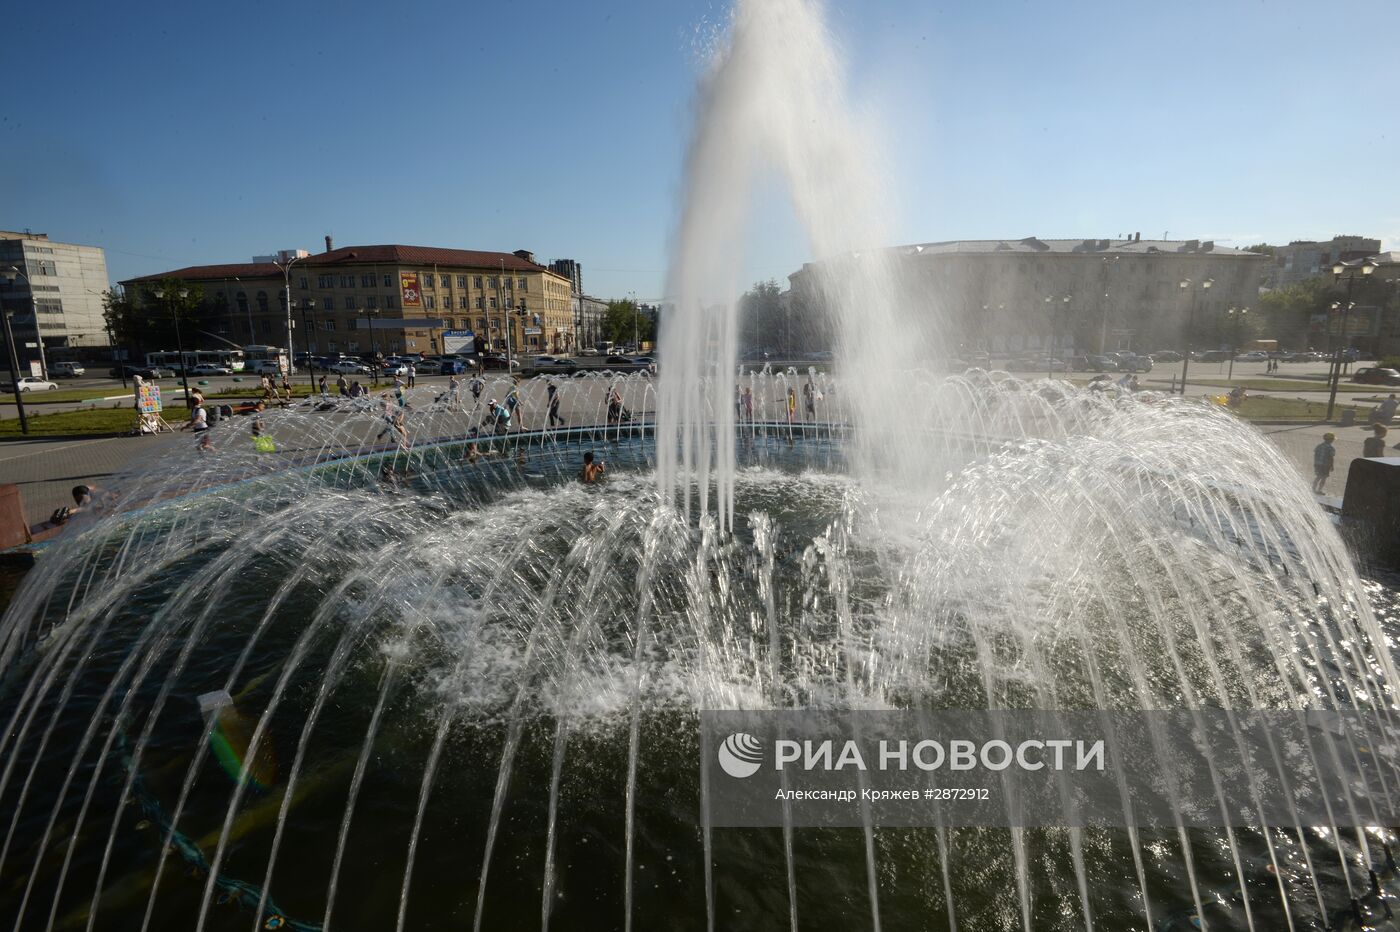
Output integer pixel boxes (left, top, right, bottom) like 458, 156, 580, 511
190, 364, 233, 376
3, 376, 58, 392
51, 362, 85, 377
1234, 351, 1269, 362
329, 360, 371, 375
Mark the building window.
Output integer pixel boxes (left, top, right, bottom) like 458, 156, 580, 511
340, 275, 355, 288
366, 295, 377, 309
488, 276, 497, 288
298, 276, 308, 290
386, 295, 397, 309
344, 295, 357, 309
489, 297, 497, 309
423, 273, 434, 288
324, 320, 336, 331
383, 274, 392, 287
348, 319, 357, 330
457, 275, 467, 288
236, 292, 248, 314
318, 274, 333, 288
518, 278, 527, 290
476, 317, 486, 330
426, 296, 435, 310
474, 276, 483, 289
361, 274, 375, 288
476, 297, 484, 309
458, 296, 468, 309
323, 297, 335, 310
257, 291, 269, 313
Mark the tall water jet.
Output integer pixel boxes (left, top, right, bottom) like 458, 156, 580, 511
657, 0, 929, 528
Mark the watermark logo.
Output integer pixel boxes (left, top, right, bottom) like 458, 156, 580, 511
718, 732, 764, 778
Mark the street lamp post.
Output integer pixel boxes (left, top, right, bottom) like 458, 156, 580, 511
1326, 259, 1376, 420
2, 266, 49, 379
367, 307, 381, 387
1177, 278, 1213, 394
154, 286, 195, 407
272, 253, 304, 383
1, 309, 29, 434
295, 299, 318, 388
1225, 306, 1249, 380
1043, 295, 1070, 379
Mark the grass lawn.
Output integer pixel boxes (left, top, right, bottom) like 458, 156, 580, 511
0, 406, 140, 436
0, 387, 135, 404
1162, 377, 1378, 393
1231, 395, 1371, 423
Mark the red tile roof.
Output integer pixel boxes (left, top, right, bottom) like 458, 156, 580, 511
121, 246, 554, 285
123, 262, 281, 284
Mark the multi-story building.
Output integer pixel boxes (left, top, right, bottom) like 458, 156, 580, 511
0, 231, 111, 371
549, 259, 582, 295
1264, 236, 1382, 290
121, 243, 578, 358
788, 235, 1269, 355
577, 294, 609, 350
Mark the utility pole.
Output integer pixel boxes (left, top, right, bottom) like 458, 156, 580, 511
272, 252, 304, 382
1, 308, 29, 434
154, 285, 195, 407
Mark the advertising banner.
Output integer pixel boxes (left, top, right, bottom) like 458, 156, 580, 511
400, 272, 422, 308
442, 330, 475, 354
137, 382, 162, 414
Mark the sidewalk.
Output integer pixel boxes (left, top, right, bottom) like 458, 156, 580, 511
0, 434, 184, 526
1256, 420, 1377, 497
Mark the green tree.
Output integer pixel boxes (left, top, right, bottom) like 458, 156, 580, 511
604, 299, 653, 346
1244, 243, 1278, 257
124, 278, 206, 354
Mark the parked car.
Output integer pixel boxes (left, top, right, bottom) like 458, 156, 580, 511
440, 359, 468, 375
190, 364, 233, 376
1234, 351, 1269, 362
1352, 367, 1400, 386
2, 376, 58, 392
479, 356, 518, 371
328, 360, 372, 375
381, 363, 408, 377
50, 361, 86, 377
605, 355, 637, 366
1082, 355, 1121, 372
1151, 350, 1183, 362
1112, 354, 1153, 373
533, 356, 580, 372
1193, 350, 1231, 363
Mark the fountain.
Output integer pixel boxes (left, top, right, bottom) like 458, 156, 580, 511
3, 1, 1400, 930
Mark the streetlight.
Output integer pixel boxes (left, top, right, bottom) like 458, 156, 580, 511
0, 305, 29, 435
2, 266, 49, 379
1224, 306, 1248, 380
1326, 259, 1376, 419
1177, 278, 1213, 394
1044, 295, 1070, 379
272, 253, 304, 381
294, 299, 318, 387
153, 285, 195, 407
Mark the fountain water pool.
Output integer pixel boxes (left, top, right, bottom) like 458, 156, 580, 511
1, 377, 1398, 931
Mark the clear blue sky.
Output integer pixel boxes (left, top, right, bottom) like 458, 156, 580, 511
4, 0, 1396, 300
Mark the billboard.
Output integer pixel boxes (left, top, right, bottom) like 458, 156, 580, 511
137, 382, 162, 414
442, 330, 475, 354
400, 272, 422, 308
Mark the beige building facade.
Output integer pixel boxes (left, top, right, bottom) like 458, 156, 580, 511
122, 244, 577, 358
789, 236, 1270, 356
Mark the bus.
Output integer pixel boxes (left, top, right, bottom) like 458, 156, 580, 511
146, 349, 246, 372
242, 345, 291, 375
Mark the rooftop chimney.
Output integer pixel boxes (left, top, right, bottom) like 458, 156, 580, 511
325, 235, 334, 253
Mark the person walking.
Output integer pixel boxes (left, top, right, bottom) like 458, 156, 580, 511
1312, 431, 1337, 494
1374, 393, 1399, 425
803, 380, 816, 420
742, 386, 754, 422
547, 382, 565, 428
469, 375, 485, 404
336, 374, 349, 397
407, 362, 417, 388
1364, 424, 1388, 458
506, 384, 523, 430
318, 374, 328, 399
448, 374, 461, 405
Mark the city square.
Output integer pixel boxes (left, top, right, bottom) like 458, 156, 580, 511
2, 1, 1399, 931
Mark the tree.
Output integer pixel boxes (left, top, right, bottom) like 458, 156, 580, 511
118, 278, 206, 355
1244, 243, 1278, 257
740, 280, 785, 352
604, 299, 653, 346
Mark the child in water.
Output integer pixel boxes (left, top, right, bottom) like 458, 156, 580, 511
580, 451, 605, 483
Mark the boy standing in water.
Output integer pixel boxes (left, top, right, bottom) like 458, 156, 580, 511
580, 451, 605, 483
1312, 432, 1336, 494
